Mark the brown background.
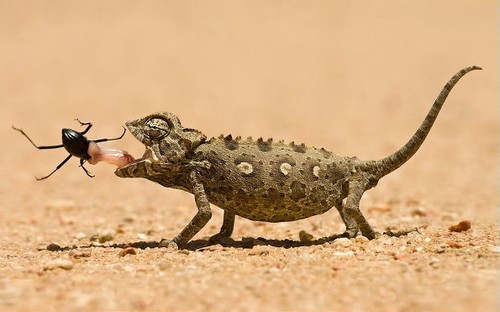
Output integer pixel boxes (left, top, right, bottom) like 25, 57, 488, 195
1, 1, 498, 311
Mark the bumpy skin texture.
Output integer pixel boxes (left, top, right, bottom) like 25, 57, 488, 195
115, 66, 481, 247
193, 138, 354, 222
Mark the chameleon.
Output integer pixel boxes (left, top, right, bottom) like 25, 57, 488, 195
114, 65, 481, 248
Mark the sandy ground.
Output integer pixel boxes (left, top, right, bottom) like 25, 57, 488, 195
1, 1, 498, 311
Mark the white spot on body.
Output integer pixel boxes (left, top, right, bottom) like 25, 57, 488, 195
280, 163, 292, 175
313, 166, 320, 177
237, 162, 253, 175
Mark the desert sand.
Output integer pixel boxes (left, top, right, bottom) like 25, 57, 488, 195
1, 1, 498, 311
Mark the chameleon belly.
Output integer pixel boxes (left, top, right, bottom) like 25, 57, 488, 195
194, 136, 353, 222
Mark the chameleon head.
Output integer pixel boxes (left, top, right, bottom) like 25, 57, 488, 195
115, 112, 206, 178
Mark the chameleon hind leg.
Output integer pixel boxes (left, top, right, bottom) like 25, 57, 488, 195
343, 176, 376, 239
209, 211, 236, 243
334, 200, 359, 238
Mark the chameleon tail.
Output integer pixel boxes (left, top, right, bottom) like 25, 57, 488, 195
361, 65, 481, 179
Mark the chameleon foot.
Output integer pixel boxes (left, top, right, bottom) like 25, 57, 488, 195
158, 239, 179, 250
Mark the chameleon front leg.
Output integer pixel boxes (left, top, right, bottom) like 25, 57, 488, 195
209, 211, 236, 243
165, 171, 212, 248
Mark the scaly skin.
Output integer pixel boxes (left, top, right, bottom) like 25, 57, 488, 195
115, 66, 481, 248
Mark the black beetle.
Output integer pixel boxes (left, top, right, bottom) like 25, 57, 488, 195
12, 119, 126, 180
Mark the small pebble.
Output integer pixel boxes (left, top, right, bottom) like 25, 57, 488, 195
355, 236, 369, 243
47, 243, 62, 252
411, 207, 428, 217
332, 238, 352, 247
298, 230, 314, 242
448, 220, 471, 232
98, 229, 116, 243
74, 232, 87, 240
69, 250, 91, 259
119, 247, 137, 257
116, 225, 125, 234
137, 233, 148, 240
43, 259, 74, 271
447, 241, 464, 248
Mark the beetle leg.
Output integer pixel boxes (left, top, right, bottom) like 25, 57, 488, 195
93, 127, 127, 143
75, 119, 93, 135
12, 126, 64, 149
79, 159, 95, 178
36, 154, 73, 181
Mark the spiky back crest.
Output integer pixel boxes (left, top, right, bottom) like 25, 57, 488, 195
207, 134, 342, 160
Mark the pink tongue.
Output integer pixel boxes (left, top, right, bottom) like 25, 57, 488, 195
87, 141, 135, 168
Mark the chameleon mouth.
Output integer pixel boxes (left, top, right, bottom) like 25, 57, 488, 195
114, 146, 154, 171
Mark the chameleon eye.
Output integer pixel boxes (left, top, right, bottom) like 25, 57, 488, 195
145, 118, 170, 140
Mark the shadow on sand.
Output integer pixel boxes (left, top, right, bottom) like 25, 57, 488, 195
43, 228, 418, 252
43, 233, 348, 252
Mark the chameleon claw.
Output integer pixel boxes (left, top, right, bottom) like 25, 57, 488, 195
158, 239, 179, 250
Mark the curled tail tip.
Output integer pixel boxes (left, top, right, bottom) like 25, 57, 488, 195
454, 66, 482, 82
469, 65, 482, 71
367, 65, 481, 179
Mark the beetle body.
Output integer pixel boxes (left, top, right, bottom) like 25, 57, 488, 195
62, 128, 91, 160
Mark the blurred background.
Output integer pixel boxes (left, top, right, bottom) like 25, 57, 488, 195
1, 1, 497, 225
